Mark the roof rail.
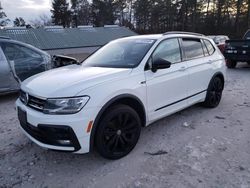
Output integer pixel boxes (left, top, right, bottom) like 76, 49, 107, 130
0, 36, 10, 39
163, 31, 204, 36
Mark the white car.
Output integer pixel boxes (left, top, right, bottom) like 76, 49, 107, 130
16, 32, 226, 159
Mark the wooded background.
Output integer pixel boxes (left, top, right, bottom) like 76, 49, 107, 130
52, 0, 250, 38
2, 0, 250, 38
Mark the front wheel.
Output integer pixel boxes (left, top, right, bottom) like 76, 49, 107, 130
95, 105, 141, 159
226, 60, 237, 69
202, 77, 224, 108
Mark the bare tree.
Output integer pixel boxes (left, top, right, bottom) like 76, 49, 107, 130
0, 1, 9, 26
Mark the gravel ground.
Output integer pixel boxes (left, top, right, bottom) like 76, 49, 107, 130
1, 64, 250, 188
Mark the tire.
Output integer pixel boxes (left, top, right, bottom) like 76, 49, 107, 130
95, 104, 141, 159
202, 77, 224, 108
226, 60, 237, 69
247, 61, 250, 65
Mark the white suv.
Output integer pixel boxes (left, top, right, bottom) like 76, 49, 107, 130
16, 32, 226, 159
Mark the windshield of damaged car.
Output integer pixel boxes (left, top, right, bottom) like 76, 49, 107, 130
83, 39, 155, 68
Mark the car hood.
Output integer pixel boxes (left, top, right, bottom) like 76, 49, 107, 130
21, 65, 132, 98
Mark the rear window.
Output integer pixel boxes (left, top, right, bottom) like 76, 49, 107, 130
203, 40, 215, 55
202, 41, 209, 56
182, 38, 204, 60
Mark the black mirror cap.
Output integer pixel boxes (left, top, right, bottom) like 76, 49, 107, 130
152, 58, 171, 72
52, 55, 80, 67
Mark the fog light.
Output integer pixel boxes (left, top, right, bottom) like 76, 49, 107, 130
57, 140, 71, 145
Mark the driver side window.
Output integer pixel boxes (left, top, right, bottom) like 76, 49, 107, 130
153, 38, 181, 64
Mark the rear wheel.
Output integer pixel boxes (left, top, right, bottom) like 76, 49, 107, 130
247, 61, 250, 65
203, 77, 224, 108
226, 60, 237, 69
95, 104, 141, 159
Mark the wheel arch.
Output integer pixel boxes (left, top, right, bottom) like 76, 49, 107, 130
209, 72, 225, 89
90, 94, 146, 151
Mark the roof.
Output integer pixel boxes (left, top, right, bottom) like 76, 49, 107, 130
0, 26, 137, 50
123, 34, 163, 40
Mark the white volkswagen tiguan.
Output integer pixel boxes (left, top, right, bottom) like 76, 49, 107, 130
16, 32, 226, 159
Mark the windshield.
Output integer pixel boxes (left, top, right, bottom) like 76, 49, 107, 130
83, 38, 155, 68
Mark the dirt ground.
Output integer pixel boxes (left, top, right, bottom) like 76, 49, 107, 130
1, 64, 250, 188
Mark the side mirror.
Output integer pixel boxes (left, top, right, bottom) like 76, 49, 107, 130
52, 55, 80, 68
152, 58, 171, 73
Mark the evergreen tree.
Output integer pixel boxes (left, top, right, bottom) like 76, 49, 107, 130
92, 0, 116, 26
51, 0, 71, 28
0, 2, 9, 26
71, 0, 91, 27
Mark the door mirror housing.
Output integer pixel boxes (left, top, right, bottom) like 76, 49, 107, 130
52, 55, 80, 68
152, 58, 171, 72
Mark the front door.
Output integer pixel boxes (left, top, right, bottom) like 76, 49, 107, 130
145, 38, 189, 122
1, 42, 46, 82
0, 47, 12, 92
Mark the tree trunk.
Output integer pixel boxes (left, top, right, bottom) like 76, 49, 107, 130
235, 0, 242, 36
248, 0, 250, 28
206, 0, 210, 18
192, 0, 197, 31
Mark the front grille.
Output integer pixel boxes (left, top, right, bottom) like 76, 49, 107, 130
18, 108, 81, 151
28, 95, 46, 111
19, 90, 46, 112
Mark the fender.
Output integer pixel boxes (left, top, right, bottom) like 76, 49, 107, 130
89, 94, 146, 151
208, 72, 225, 90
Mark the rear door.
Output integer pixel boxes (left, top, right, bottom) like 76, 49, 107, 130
181, 38, 214, 104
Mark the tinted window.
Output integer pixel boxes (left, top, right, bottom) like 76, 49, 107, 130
202, 40, 209, 56
2, 43, 45, 81
0, 47, 6, 61
204, 40, 215, 55
182, 38, 204, 60
152, 38, 181, 64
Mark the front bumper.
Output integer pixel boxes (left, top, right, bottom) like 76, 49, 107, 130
16, 99, 99, 154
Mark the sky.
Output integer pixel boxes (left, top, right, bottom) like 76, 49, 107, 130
1, 0, 52, 24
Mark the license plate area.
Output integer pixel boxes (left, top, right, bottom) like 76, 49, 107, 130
18, 107, 27, 125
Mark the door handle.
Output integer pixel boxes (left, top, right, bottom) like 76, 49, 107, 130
179, 66, 186, 71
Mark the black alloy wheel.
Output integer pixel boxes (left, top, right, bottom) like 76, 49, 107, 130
95, 105, 141, 159
203, 77, 224, 108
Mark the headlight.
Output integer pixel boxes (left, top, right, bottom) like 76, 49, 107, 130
43, 96, 90, 114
